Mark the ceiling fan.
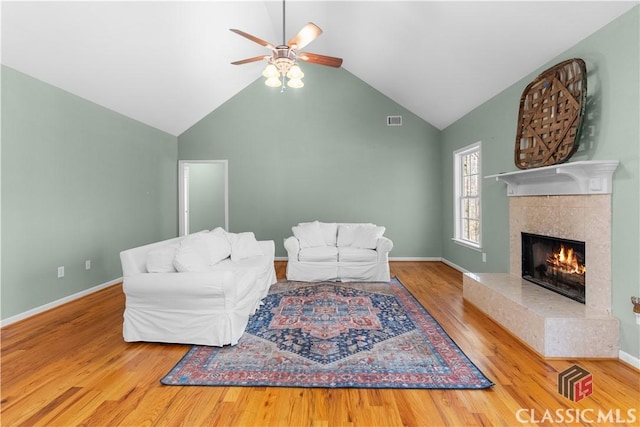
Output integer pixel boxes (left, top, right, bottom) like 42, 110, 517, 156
230, 1, 343, 89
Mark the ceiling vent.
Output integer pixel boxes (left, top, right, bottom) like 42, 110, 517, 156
387, 115, 402, 126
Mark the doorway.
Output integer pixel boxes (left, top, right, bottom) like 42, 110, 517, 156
178, 160, 228, 236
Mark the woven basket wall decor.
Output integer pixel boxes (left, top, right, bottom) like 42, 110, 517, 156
514, 58, 587, 169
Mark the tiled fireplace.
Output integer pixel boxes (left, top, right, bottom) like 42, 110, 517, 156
463, 161, 619, 358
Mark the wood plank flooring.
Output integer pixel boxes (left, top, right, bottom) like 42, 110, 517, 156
2, 261, 639, 426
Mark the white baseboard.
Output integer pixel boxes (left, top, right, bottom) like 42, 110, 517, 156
0, 277, 122, 328
619, 350, 640, 370
390, 257, 441, 261
440, 258, 469, 273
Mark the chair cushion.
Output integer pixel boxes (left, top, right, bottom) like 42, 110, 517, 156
337, 224, 382, 248
318, 222, 338, 246
298, 221, 339, 246
352, 225, 386, 249
293, 221, 326, 248
338, 247, 377, 262
337, 224, 359, 247
299, 246, 339, 262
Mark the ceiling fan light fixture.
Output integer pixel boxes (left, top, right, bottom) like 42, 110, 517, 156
286, 64, 304, 79
265, 76, 282, 87
287, 77, 304, 88
262, 64, 279, 78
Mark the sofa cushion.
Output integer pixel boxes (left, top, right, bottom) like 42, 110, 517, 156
338, 247, 377, 262
298, 221, 338, 246
173, 234, 212, 272
204, 228, 232, 264
336, 224, 359, 247
299, 246, 339, 262
352, 225, 386, 249
227, 232, 264, 261
293, 221, 326, 248
317, 222, 338, 246
146, 242, 179, 273
337, 224, 384, 249
336, 224, 374, 247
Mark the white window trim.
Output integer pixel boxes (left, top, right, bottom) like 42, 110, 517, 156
452, 141, 482, 251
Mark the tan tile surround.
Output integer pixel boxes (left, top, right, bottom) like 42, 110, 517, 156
463, 195, 620, 358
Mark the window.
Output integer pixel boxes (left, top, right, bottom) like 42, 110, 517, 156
453, 142, 481, 249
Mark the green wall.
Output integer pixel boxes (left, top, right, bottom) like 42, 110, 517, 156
1, 66, 178, 320
188, 162, 226, 233
178, 65, 442, 258
440, 6, 640, 358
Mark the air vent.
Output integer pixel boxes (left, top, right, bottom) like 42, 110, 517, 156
387, 115, 402, 126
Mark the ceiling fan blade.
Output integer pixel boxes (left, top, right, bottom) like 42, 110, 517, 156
229, 29, 275, 50
287, 22, 322, 50
298, 52, 343, 68
231, 55, 270, 65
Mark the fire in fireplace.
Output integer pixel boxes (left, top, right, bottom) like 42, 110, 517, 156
521, 232, 586, 303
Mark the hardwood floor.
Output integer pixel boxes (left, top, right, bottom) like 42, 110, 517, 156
2, 261, 639, 426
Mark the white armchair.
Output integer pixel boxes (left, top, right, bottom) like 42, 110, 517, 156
284, 221, 393, 282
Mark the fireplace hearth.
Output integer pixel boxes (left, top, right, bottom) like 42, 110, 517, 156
462, 194, 618, 358
464, 165, 619, 357
522, 232, 586, 303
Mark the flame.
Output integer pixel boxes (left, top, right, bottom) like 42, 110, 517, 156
546, 244, 586, 275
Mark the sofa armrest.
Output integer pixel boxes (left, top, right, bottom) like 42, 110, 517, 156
120, 250, 143, 277
284, 236, 300, 261
376, 236, 394, 262
120, 235, 183, 277
258, 240, 275, 260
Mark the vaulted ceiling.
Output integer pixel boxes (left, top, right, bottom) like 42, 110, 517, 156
2, 1, 636, 136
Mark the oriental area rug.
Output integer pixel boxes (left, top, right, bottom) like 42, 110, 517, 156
161, 277, 493, 389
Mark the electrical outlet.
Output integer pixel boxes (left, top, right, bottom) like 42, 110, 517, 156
482, 253, 487, 263
85, 260, 91, 270
57, 266, 65, 278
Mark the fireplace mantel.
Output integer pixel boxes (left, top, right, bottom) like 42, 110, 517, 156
485, 160, 619, 196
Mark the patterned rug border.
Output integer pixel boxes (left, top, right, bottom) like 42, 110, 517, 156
161, 277, 494, 389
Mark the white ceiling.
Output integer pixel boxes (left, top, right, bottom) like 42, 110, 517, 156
2, 1, 637, 136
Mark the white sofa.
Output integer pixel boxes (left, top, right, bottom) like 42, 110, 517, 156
284, 221, 393, 282
120, 228, 276, 347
